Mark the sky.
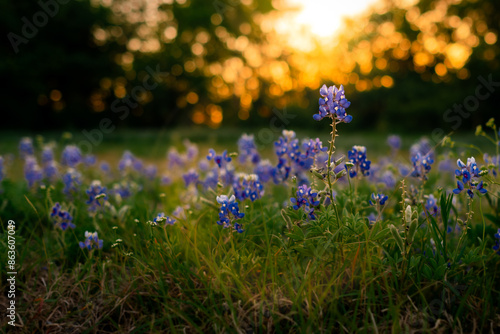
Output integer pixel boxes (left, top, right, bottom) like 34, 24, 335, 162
274, 0, 381, 51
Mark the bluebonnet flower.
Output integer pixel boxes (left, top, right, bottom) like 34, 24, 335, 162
410, 152, 434, 181
153, 213, 176, 226
347, 146, 371, 177
100, 161, 111, 173
216, 195, 245, 233
43, 160, 59, 180
314, 84, 352, 123
410, 138, 433, 159
183, 169, 199, 187
86, 180, 107, 212
290, 184, 320, 220
24, 156, 43, 188
299, 138, 328, 169
79, 231, 103, 250
84, 154, 97, 167
161, 175, 172, 185
238, 134, 260, 164
61, 145, 82, 168
387, 135, 401, 151
233, 174, 264, 202
19, 137, 34, 157
118, 151, 143, 173
369, 193, 388, 206
62, 168, 81, 195
50, 203, 75, 230
379, 170, 396, 189
424, 194, 439, 217
41, 146, 54, 164
272, 130, 302, 183
202, 169, 219, 190
167, 148, 185, 169
254, 160, 274, 183
207, 149, 232, 168
144, 165, 157, 180
184, 140, 199, 162
367, 212, 378, 225
483, 153, 499, 177
453, 157, 487, 198
173, 206, 187, 220
112, 182, 132, 199
493, 229, 500, 255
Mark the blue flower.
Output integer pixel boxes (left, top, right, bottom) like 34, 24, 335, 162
79, 231, 103, 250
387, 135, 401, 150
153, 213, 176, 226
84, 154, 97, 167
290, 184, 320, 220
483, 153, 499, 177
62, 168, 82, 195
453, 157, 487, 198
50, 203, 75, 230
24, 156, 43, 188
86, 180, 107, 212
19, 137, 34, 157
347, 145, 371, 177
144, 165, 157, 180
41, 146, 54, 164
207, 149, 232, 168
216, 195, 245, 233
314, 84, 352, 123
43, 161, 59, 181
183, 169, 199, 187
61, 145, 82, 168
410, 152, 434, 181
238, 134, 260, 164
424, 194, 439, 217
493, 229, 500, 255
233, 173, 264, 202
369, 193, 388, 206
254, 160, 274, 183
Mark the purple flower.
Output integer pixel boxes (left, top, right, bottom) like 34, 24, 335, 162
216, 195, 245, 233
254, 160, 274, 183
62, 168, 81, 195
369, 193, 388, 206
153, 213, 176, 226
290, 184, 320, 220
24, 156, 43, 188
61, 145, 82, 168
84, 154, 97, 167
233, 173, 264, 202
41, 146, 54, 164
453, 157, 487, 198
238, 134, 260, 164
314, 84, 352, 123
424, 194, 439, 217
19, 137, 34, 157
387, 135, 401, 150
50, 203, 75, 230
79, 231, 103, 250
86, 180, 107, 212
493, 229, 500, 255
183, 169, 199, 187
207, 149, 232, 168
347, 145, 371, 177
410, 153, 434, 181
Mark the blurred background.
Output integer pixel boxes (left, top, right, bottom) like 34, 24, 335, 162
1, 0, 499, 134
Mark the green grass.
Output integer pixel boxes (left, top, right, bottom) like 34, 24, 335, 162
0, 127, 499, 333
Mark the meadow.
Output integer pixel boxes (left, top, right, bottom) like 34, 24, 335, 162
1, 86, 499, 333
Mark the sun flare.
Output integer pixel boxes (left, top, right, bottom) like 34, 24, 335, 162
275, 0, 380, 50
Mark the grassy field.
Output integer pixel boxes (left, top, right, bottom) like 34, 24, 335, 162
0, 124, 499, 333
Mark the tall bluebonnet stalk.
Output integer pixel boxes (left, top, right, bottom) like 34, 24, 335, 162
313, 84, 352, 202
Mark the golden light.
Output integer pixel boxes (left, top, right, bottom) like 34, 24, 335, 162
275, 0, 380, 50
